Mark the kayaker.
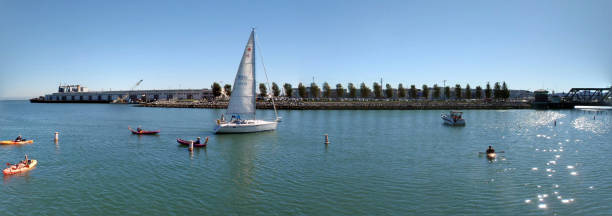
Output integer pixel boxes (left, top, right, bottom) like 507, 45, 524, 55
21, 154, 29, 165
14, 135, 23, 142
195, 137, 201, 144
486, 146, 495, 154
137, 127, 142, 132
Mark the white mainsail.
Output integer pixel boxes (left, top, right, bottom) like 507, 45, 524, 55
214, 29, 278, 134
225, 30, 256, 118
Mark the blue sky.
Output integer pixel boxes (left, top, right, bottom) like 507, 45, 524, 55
1, 0, 611, 99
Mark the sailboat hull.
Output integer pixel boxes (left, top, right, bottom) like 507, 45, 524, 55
214, 120, 277, 134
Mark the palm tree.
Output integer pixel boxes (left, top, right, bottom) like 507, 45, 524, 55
385, 84, 393, 98
444, 86, 451, 100
298, 83, 307, 98
271, 82, 280, 97
398, 84, 406, 98
211, 82, 222, 97
348, 83, 357, 98
283, 83, 293, 97
223, 84, 232, 96
360, 82, 371, 98
373, 82, 382, 98
336, 83, 344, 98
494, 82, 501, 99
259, 83, 267, 98
433, 84, 440, 99
410, 85, 417, 99
475, 86, 482, 99
502, 82, 510, 99
455, 84, 461, 99
323, 82, 331, 98
310, 82, 320, 98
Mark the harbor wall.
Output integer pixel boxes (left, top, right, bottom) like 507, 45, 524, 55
137, 100, 531, 110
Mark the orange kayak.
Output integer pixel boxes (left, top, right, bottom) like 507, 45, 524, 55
3, 160, 38, 175
0, 140, 34, 145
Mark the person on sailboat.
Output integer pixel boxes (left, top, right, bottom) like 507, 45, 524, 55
486, 146, 495, 154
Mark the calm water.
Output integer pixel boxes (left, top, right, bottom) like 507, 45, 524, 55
0, 101, 610, 215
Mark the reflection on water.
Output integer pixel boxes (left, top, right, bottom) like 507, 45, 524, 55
0, 101, 610, 215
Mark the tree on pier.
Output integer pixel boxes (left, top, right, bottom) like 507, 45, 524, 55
433, 84, 441, 99
212, 82, 222, 97
398, 84, 406, 98
298, 83, 307, 98
465, 84, 471, 99
485, 82, 492, 99
410, 85, 417, 99
475, 86, 483, 99
360, 82, 371, 98
259, 83, 267, 98
422, 84, 429, 99
336, 83, 344, 98
385, 84, 393, 98
348, 83, 357, 98
272, 82, 280, 97
373, 82, 382, 98
223, 84, 232, 97
323, 82, 331, 98
493, 82, 501, 99
502, 82, 510, 99
283, 83, 293, 98
455, 84, 462, 99
444, 86, 451, 100
310, 83, 321, 98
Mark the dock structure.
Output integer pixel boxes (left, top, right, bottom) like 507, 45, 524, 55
31, 85, 213, 103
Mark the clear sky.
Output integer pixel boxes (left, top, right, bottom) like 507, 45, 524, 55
1, 0, 611, 99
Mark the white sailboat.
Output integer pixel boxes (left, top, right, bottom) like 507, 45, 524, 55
214, 29, 278, 134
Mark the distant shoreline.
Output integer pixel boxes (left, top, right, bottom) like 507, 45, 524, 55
136, 100, 531, 110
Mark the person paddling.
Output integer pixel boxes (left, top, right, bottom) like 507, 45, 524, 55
486, 146, 495, 154
195, 137, 201, 144
14, 135, 23, 142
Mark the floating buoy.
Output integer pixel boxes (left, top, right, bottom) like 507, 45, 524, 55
324, 134, 330, 144
189, 141, 194, 152
54, 132, 59, 142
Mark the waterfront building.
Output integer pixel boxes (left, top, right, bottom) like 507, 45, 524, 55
34, 84, 213, 103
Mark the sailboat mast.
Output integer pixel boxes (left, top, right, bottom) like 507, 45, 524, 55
254, 30, 279, 120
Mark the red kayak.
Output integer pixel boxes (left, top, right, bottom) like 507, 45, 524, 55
129, 127, 160, 135
177, 138, 207, 147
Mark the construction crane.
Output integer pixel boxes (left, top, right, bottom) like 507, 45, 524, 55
113, 79, 143, 103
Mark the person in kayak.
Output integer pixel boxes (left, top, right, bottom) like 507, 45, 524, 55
21, 154, 29, 165
486, 146, 495, 154
14, 135, 23, 142
137, 127, 142, 132
195, 137, 201, 144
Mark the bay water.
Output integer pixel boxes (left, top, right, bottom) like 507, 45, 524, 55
0, 101, 610, 215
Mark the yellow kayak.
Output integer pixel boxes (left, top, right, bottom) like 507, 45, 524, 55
3, 160, 37, 175
0, 140, 34, 145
